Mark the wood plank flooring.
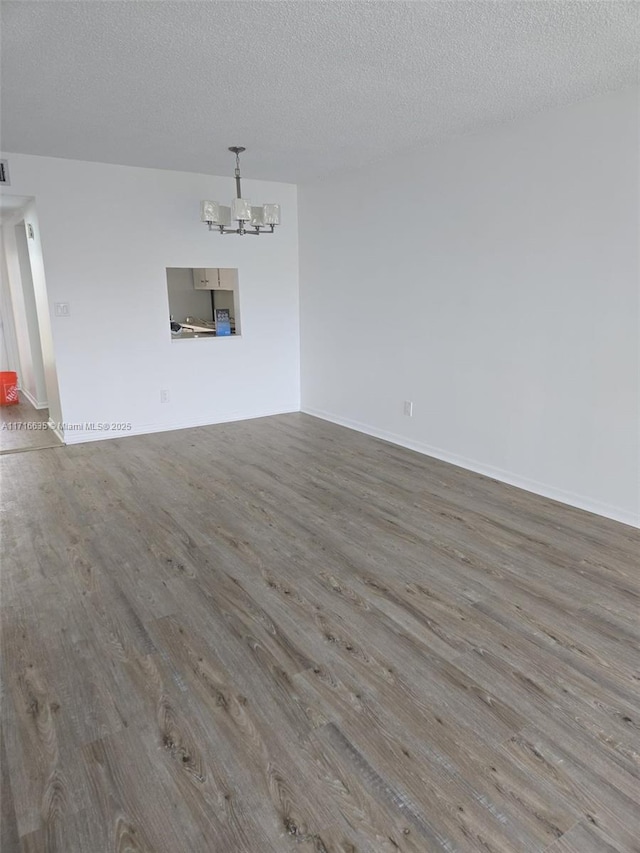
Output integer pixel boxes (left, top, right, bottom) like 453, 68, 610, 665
1, 412, 638, 852
0, 398, 61, 455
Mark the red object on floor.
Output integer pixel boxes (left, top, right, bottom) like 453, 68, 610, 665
0, 371, 19, 405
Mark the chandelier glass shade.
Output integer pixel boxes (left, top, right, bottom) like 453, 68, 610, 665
201, 147, 281, 235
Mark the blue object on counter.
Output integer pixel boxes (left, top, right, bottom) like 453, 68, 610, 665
215, 308, 231, 336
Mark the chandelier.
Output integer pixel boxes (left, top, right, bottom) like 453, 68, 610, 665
201, 147, 281, 236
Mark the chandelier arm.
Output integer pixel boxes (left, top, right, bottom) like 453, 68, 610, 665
211, 225, 277, 235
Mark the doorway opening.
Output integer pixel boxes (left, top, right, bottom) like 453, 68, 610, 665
0, 194, 63, 454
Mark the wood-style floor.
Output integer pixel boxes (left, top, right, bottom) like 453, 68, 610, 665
1, 413, 638, 852
0, 397, 61, 455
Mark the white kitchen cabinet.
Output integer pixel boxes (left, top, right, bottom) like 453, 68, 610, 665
192, 268, 213, 289
218, 268, 239, 289
193, 268, 239, 290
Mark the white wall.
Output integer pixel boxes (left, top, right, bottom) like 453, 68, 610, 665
14, 220, 48, 406
0, 243, 20, 373
21, 202, 63, 424
2, 220, 40, 403
299, 88, 640, 527
0, 291, 10, 371
0, 155, 300, 442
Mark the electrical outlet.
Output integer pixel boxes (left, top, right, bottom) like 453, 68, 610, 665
160, 389, 170, 403
403, 400, 413, 417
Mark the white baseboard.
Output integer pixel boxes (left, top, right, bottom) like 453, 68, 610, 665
20, 386, 48, 410
62, 407, 299, 446
46, 418, 64, 443
302, 406, 639, 529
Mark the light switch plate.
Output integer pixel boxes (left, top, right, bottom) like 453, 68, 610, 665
54, 302, 70, 317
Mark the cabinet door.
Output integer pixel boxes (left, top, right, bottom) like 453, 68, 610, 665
193, 268, 212, 289
218, 268, 238, 290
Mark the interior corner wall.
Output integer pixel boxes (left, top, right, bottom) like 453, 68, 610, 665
14, 219, 48, 407
21, 203, 63, 421
0, 155, 300, 443
2, 222, 37, 401
0, 232, 21, 375
299, 87, 640, 527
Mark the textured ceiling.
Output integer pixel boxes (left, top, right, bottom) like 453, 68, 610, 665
1, 1, 638, 182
